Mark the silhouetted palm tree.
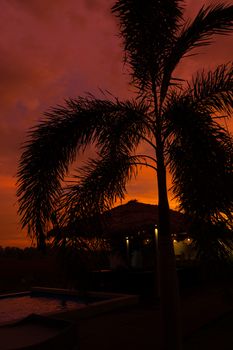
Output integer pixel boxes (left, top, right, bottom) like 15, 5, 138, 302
17, 1, 233, 349
168, 64, 233, 266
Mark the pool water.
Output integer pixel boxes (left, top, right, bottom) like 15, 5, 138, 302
0, 294, 86, 323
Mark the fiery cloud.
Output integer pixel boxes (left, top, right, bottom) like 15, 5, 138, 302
0, 0, 232, 246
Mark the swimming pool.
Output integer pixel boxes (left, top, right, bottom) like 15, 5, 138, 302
0, 287, 139, 323
0, 291, 88, 323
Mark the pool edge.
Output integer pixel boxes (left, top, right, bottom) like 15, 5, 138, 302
31, 287, 139, 321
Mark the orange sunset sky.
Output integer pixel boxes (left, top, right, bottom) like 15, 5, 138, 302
0, 0, 232, 248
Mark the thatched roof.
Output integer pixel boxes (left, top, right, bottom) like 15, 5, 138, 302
48, 200, 188, 240
101, 200, 188, 237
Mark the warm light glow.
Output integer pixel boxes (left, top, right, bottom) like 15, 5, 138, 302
143, 238, 150, 245
185, 237, 192, 245
154, 226, 159, 251
173, 239, 177, 243
125, 236, 130, 260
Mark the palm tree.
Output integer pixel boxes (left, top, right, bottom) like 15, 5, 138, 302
17, 1, 233, 349
168, 64, 233, 269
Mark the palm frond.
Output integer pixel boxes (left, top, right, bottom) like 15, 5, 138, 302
17, 96, 148, 244
161, 3, 233, 102
191, 219, 233, 266
96, 99, 150, 154
188, 63, 233, 115
60, 151, 139, 226
166, 97, 233, 219
112, 0, 184, 93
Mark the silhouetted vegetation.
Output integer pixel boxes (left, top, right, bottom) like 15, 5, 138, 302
17, 1, 233, 349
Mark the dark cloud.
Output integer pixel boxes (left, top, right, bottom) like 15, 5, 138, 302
0, 0, 232, 246
85, 0, 104, 10
8, 0, 70, 19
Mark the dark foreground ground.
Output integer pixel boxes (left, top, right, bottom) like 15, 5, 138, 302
77, 285, 233, 350
1, 253, 233, 349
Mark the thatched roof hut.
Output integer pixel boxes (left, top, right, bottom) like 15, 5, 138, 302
101, 200, 188, 238
48, 200, 188, 242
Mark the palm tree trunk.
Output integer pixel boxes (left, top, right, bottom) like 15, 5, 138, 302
156, 145, 182, 350
36, 221, 46, 251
